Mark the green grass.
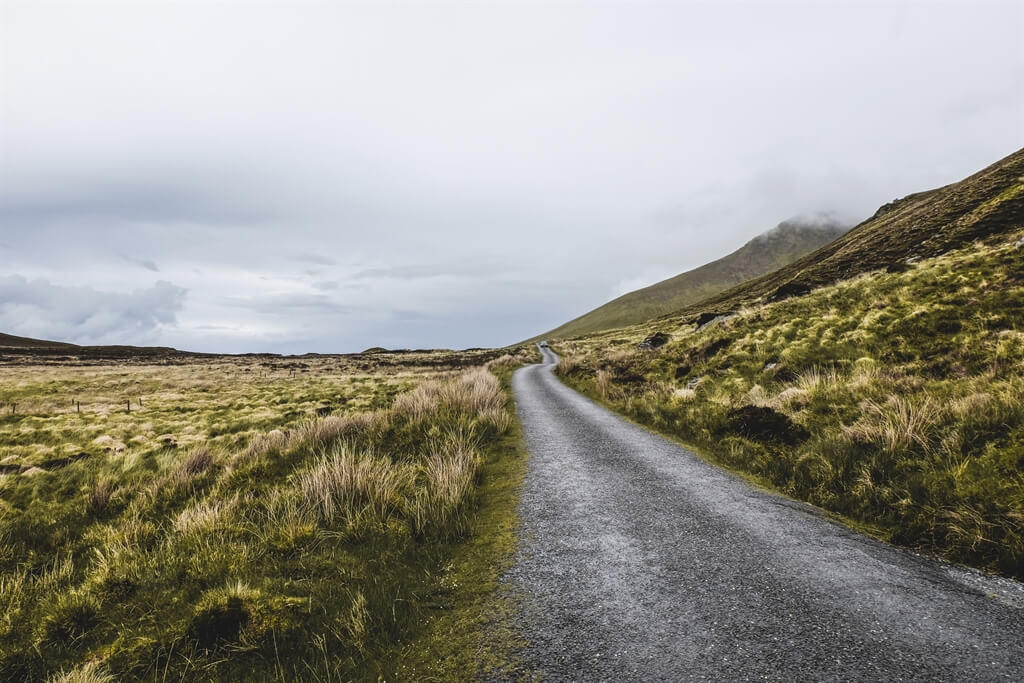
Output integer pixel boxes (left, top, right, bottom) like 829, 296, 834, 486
0, 348, 536, 680
385, 370, 528, 680
554, 237, 1024, 578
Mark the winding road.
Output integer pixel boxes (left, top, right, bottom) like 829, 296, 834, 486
505, 345, 1024, 681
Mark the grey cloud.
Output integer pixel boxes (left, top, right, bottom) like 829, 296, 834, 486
0, 277, 186, 344
221, 293, 352, 316
393, 310, 432, 322
0, 177, 272, 228
352, 263, 499, 281
120, 254, 160, 272
295, 253, 337, 266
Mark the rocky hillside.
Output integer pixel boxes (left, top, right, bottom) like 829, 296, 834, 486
536, 216, 849, 340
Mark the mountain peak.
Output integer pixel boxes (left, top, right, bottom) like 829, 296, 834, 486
533, 213, 850, 340
748, 213, 851, 247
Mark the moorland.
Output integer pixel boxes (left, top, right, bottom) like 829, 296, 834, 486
0, 344, 534, 680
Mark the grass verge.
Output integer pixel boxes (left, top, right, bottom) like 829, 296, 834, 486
385, 369, 528, 680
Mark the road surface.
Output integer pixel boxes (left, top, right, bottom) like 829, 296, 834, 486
504, 344, 1024, 681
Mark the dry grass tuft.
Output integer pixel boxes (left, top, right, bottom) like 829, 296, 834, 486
409, 449, 478, 538
238, 429, 289, 462
48, 661, 116, 683
672, 387, 697, 402
297, 446, 410, 524
87, 479, 118, 516
556, 356, 579, 375
178, 447, 214, 477
393, 368, 506, 422
291, 413, 385, 451
393, 380, 444, 421
843, 396, 945, 452
173, 494, 241, 534
484, 354, 518, 370
794, 365, 841, 394
444, 369, 505, 415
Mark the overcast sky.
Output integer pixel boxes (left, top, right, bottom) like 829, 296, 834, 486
1, 0, 1021, 353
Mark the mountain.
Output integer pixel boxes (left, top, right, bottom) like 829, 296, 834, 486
0, 332, 195, 360
537, 215, 850, 340
650, 147, 1024, 326
0, 332, 78, 349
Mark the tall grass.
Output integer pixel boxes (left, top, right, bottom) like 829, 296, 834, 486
298, 447, 409, 524
0, 359, 520, 680
843, 396, 944, 452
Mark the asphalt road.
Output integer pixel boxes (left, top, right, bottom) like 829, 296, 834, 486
505, 345, 1024, 681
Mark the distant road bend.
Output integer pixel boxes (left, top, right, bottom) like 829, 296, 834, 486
506, 344, 1024, 680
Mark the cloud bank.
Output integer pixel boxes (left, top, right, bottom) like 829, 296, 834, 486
1, 0, 1021, 352
0, 277, 186, 345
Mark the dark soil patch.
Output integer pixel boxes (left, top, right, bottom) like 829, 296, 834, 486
38, 452, 90, 471
725, 405, 809, 446
702, 337, 732, 359
768, 281, 813, 303
188, 597, 250, 650
772, 366, 800, 383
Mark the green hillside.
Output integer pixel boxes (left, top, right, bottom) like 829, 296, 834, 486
648, 147, 1024, 325
537, 217, 849, 340
550, 147, 1024, 578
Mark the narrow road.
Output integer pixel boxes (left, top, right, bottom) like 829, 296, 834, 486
505, 345, 1024, 681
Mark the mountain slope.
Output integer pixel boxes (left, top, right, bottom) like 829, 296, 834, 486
653, 147, 1024, 325
538, 217, 849, 340
0, 332, 79, 349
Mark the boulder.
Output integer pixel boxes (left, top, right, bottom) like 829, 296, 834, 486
694, 311, 735, 328
637, 332, 670, 349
